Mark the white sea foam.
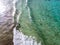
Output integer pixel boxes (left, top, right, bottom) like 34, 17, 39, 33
0, 1, 6, 13
0, 0, 6, 17
13, 0, 41, 45
25, 0, 32, 22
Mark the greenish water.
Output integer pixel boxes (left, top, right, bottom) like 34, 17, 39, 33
16, 0, 60, 45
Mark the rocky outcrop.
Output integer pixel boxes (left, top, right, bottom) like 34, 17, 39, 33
0, 0, 15, 45
0, 16, 15, 45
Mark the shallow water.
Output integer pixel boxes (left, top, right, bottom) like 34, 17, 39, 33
13, 0, 42, 45
16, 0, 60, 45
0, 0, 60, 45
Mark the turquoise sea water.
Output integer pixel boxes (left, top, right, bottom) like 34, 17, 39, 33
16, 0, 60, 45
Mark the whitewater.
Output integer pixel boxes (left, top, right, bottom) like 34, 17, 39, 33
13, 0, 41, 45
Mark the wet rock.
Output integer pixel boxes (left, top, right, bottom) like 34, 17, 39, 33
0, 21, 14, 45
0, 0, 15, 45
